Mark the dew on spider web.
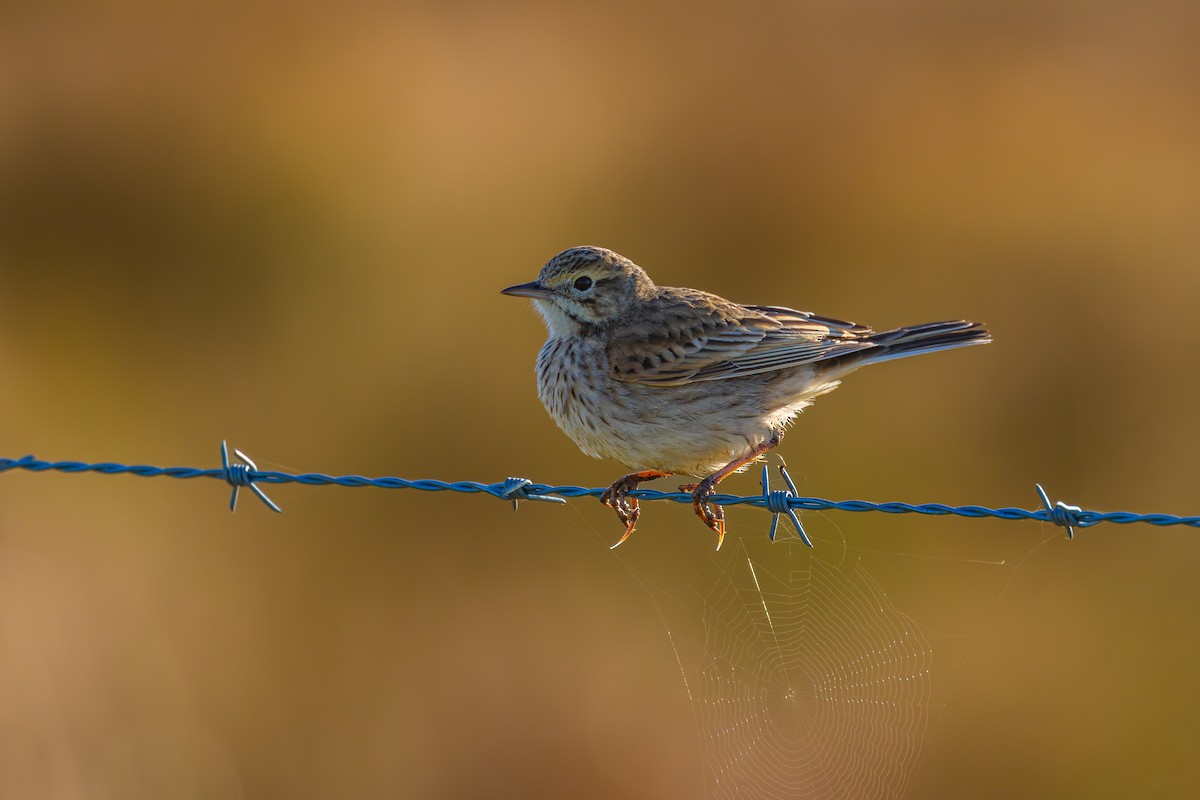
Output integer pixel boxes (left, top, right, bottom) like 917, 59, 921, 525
702, 554, 930, 796
618, 527, 959, 800
584, 492, 1050, 800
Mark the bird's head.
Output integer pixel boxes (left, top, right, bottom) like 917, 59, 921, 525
502, 246, 655, 336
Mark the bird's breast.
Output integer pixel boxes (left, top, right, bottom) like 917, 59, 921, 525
534, 337, 614, 460
532, 336, 779, 475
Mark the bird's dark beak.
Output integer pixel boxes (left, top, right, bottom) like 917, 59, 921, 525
501, 281, 552, 299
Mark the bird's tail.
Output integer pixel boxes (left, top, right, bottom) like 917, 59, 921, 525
823, 320, 991, 376
866, 320, 991, 362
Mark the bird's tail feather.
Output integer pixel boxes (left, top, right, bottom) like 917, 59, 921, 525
823, 320, 990, 375
867, 320, 991, 362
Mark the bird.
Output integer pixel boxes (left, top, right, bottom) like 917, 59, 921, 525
502, 246, 991, 550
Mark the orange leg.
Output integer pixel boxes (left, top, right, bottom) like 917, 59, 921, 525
682, 433, 782, 550
600, 470, 672, 549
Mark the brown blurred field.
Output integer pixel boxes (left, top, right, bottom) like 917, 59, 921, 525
2, 2, 1199, 797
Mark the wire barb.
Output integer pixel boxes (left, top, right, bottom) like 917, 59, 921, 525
1035, 483, 1084, 540
493, 476, 567, 510
221, 441, 282, 513
760, 465, 813, 547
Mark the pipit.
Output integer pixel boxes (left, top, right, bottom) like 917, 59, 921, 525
503, 246, 990, 549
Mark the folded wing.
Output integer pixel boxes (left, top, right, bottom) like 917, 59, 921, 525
607, 290, 877, 387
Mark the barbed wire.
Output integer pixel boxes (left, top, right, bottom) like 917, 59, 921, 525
3, 442, 1197, 547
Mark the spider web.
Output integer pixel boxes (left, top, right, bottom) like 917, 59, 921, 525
599, 509, 1050, 800
648, 535, 931, 799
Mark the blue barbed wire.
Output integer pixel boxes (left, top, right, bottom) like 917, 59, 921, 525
2, 442, 1198, 545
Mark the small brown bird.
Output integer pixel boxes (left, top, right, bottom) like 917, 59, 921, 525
503, 246, 990, 549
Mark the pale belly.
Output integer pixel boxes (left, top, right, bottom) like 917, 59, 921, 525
534, 336, 835, 477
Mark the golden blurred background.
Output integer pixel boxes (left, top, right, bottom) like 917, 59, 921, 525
2, 1, 1198, 797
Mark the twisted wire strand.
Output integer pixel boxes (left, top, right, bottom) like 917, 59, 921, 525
2, 446, 1197, 540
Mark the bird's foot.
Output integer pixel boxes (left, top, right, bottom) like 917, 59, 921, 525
681, 479, 726, 550
601, 470, 669, 549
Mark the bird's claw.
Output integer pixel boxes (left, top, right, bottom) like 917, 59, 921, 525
684, 481, 726, 550
601, 477, 642, 549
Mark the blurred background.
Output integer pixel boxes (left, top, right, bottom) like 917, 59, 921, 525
1, 0, 1198, 797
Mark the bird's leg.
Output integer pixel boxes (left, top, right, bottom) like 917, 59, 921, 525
682, 433, 782, 550
601, 470, 672, 549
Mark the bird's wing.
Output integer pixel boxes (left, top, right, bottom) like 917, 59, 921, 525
608, 291, 878, 387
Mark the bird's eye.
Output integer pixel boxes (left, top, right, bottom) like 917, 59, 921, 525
573, 276, 593, 291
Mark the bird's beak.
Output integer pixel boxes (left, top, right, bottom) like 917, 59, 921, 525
501, 281, 552, 299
